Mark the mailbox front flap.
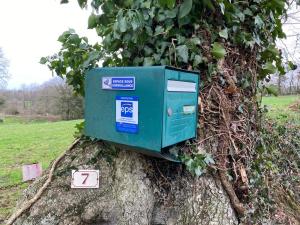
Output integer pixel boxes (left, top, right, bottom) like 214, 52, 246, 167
162, 68, 199, 148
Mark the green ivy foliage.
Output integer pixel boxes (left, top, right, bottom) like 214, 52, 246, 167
249, 120, 300, 222
181, 153, 215, 176
89, 0, 286, 70
40, 29, 102, 95
42, 0, 291, 96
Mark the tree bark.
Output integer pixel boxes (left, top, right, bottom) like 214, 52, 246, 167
11, 141, 238, 225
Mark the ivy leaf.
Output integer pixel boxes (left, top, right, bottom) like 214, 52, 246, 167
88, 13, 98, 29
219, 2, 225, 14
102, 1, 115, 14
255, 15, 264, 28
158, 0, 176, 9
211, 42, 226, 59
82, 51, 100, 67
204, 154, 215, 164
236, 11, 245, 22
118, 17, 127, 33
154, 26, 164, 35
265, 86, 278, 96
265, 45, 279, 57
190, 37, 201, 45
141, 0, 151, 8
69, 34, 80, 44
270, 0, 285, 12
185, 158, 193, 168
195, 167, 203, 176
262, 62, 277, 75
144, 46, 153, 56
158, 0, 166, 7
57, 29, 73, 42
288, 61, 297, 70
176, 45, 189, 63
143, 57, 154, 66
203, 0, 215, 11
179, 0, 193, 19
219, 28, 228, 39
276, 61, 285, 75
77, 0, 87, 8
131, 14, 142, 31
193, 55, 202, 66
165, 8, 178, 18
123, 0, 133, 8
238, 104, 244, 113
167, 0, 176, 8
40, 57, 48, 64
243, 8, 253, 16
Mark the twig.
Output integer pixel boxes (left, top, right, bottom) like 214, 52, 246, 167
196, 133, 227, 145
6, 138, 80, 225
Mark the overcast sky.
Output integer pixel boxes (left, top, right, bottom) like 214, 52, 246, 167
0, 0, 98, 89
1, 1, 299, 89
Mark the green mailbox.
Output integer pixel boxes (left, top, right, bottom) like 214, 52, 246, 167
85, 66, 199, 160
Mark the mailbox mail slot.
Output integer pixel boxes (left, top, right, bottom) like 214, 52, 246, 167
85, 66, 199, 160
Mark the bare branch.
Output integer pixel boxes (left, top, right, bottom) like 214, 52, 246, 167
0, 47, 10, 88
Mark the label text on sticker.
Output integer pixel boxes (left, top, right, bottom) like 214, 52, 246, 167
116, 96, 138, 133
102, 77, 135, 90
121, 102, 133, 117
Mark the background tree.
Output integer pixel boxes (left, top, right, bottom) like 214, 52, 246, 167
0, 97, 4, 106
0, 77, 83, 120
0, 47, 9, 89
54, 83, 84, 120
297, 72, 300, 92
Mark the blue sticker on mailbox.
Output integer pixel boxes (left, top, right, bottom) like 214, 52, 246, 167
102, 77, 135, 90
116, 96, 138, 133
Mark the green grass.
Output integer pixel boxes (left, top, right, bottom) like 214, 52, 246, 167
0, 183, 28, 224
0, 116, 80, 222
0, 117, 80, 187
262, 95, 300, 124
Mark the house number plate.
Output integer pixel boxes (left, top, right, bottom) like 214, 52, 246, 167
71, 170, 99, 189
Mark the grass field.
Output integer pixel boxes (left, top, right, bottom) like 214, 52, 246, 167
0, 116, 80, 223
262, 95, 300, 124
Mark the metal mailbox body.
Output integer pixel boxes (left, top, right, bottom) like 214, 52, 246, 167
85, 66, 199, 155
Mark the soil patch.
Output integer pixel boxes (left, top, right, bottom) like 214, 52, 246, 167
289, 100, 300, 112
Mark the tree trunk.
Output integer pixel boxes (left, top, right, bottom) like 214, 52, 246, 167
278, 74, 282, 95
11, 141, 238, 225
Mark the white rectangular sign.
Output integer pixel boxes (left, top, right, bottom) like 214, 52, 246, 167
102, 77, 135, 90
71, 170, 99, 189
167, 80, 196, 92
183, 105, 196, 114
22, 163, 42, 182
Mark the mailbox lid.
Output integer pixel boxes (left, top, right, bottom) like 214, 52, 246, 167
85, 66, 166, 152
162, 68, 199, 147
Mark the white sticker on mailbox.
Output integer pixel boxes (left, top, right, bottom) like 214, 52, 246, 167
183, 105, 196, 114
167, 80, 196, 92
115, 96, 138, 134
102, 77, 135, 90
71, 170, 99, 189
